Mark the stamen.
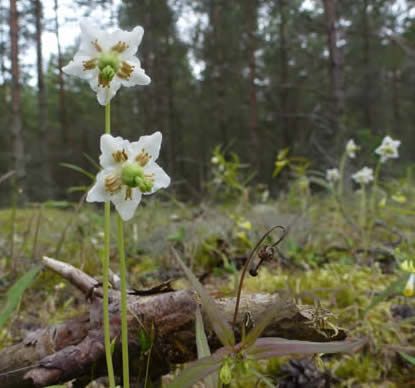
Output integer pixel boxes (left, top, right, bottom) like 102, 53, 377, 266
144, 173, 155, 182
112, 149, 128, 163
98, 73, 110, 88
82, 58, 97, 71
111, 41, 129, 53
125, 187, 132, 200
135, 149, 151, 167
92, 39, 103, 52
105, 174, 122, 194
117, 61, 135, 80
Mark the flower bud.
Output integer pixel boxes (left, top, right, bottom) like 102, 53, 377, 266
219, 362, 232, 385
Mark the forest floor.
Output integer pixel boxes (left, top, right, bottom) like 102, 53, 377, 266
0, 194, 414, 387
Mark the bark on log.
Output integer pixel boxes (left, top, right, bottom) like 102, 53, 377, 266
0, 257, 346, 388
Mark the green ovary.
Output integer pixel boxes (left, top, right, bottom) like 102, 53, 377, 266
98, 52, 120, 81
121, 164, 153, 193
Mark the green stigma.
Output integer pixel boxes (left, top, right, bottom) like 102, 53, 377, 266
98, 52, 120, 73
121, 163, 154, 193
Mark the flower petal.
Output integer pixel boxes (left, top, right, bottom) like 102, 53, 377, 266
144, 162, 171, 194
110, 26, 144, 60
87, 170, 111, 203
63, 55, 98, 80
78, 19, 109, 55
90, 77, 122, 106
117, 57, 151, 87
111, 187, 142, 221
129, 131, 162, 162
99, 134, 130, 168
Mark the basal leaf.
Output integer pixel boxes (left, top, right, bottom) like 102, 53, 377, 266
172, 249, 235, 347
0, 266, 41, 328
166, 349, 231, 388
247, 337, 366, 360
195, 307, 218, 388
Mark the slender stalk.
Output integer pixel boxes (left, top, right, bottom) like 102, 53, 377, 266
103, 101, 116, 388
118, 215, 130, 388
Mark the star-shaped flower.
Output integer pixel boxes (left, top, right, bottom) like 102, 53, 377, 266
87, 132, 170, 221
346, 139, 359, 158
63, 19, 151, 105
352, 166, 374, 185
375, 135, 400, 163
326, 168, 340, 183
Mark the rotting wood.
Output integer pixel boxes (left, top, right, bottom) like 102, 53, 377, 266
0, 257, 347, 388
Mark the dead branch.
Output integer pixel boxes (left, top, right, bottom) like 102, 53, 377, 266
0, 257, 347, 388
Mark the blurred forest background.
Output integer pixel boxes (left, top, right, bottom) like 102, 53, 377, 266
2, 0, 415, 205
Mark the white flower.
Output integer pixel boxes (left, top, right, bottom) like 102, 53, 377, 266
346, 139, 358, 158
352, 166, 374, 185
326, 168, 340, 183
63, 19, 151, 106
375, 135, 400, 163
87, 132, 170, 221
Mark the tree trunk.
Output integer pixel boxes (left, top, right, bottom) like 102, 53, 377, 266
34, 0, 52, 199
362, 0, 372, 130
54, 0, 68, 145
321, 0, 344, 125
278, 0, 290, 147
0, 256, 349, 388
9, 0, 25, 201
248, 0, 259, 167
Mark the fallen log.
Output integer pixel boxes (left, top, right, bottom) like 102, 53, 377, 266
0, 256, 347, 388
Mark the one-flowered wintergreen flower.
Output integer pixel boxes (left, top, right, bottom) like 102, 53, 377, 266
63, 19, 150, 105
401, 260, 415, 297
375, 135, 400, 163
352, 166, 374, 185
326, 168, 340, 183
346, 139, 359, 159
87, 132, 170, 221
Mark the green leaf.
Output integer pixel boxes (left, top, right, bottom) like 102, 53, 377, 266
195, 307, 218, 388
247, 337, 366, 360
363, 273, 408, 316
399, 352, 415, 365
0, 266, 41, 328
167, 348, 231, 388
168, 227, 186, 242
172, 249, 235, 347
243, 302, 282, 348
60, 162, 95, 181
83, 152, 101, 171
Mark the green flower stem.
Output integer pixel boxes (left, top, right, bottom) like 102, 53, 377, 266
118, 215, 130, 388
360, 183, 369, 259
337, 151, 347, 200
103, 101, 116, 388
369, 159, 381, 224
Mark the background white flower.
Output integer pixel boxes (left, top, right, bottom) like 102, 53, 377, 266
63, 19, 151, 106
87, 132, 170, 221
346, 139, 358, 158
375, 135, 400, 163
326, 168, 340, 183
352, 166, 374, 185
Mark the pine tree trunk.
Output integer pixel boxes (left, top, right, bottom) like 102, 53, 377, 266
278, 0, 290, 146
362, 0, 372, 131
35, 0, 52, 199
248, 0, 259, 168
9, 0, 26, 201
322, 0, 344, 125
54, 0, 68, 145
